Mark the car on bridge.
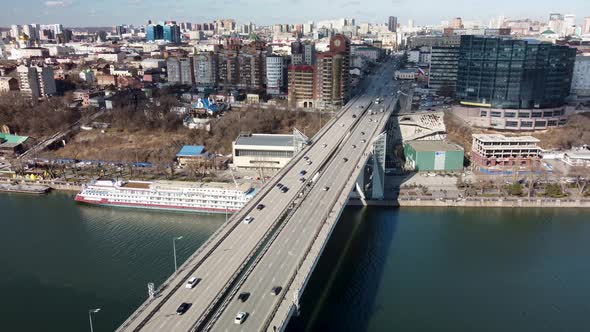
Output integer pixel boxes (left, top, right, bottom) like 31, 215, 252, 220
235, 311, 248, 324
271, 286, 282, 296
243, 216, 254, 224
280, 186, 289, 193
306, 160, 312, 165
256, 204, 265, 210
343, 157, 349, 162
237, 292, 250, 302
361, 139, 367, 143
276, 183, 284, 189
299, 170, 307, 176
321, 143, 327, 148
299, 177, 306, 183
323, 186, 330, 191
185, 277, 201, 289
176, 303, 191, 315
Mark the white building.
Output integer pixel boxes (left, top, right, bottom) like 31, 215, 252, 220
266, 55, 285, 95
95, 52, 125, 63
571, 56, 590, 97
232, 131, 309, 169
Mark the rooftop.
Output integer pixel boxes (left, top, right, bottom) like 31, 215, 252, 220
407, 140, 464, 152
473, 134, 540, 143
0, 133, 28, 145
176, 145, 206, 157
234, 134, 294, 148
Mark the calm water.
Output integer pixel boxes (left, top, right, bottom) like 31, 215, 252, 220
1, 193, 590, 332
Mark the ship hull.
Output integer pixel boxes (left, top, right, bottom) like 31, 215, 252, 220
75, 195, 240, 214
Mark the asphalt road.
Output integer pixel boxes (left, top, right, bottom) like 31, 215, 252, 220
209, 66, 400, 332
118, 58, 400, 332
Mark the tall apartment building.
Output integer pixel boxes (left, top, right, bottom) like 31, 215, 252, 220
217, 40, 266, 91
266, 55, 285, 95
167, 57, 194, 85
288, 65, 315, 108
314, 34, 350, 109
428, 46, 460, 95
17, 65, 56, 99
194, 52, 217, 87
388, 16, 398, 32
291, 41, 315, 65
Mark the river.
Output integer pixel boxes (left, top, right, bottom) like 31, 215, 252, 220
1, 192, 589, 331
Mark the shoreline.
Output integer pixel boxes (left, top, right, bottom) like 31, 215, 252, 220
348, 197, 590, 208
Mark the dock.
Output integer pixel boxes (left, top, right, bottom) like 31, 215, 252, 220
0, 183, 51, 194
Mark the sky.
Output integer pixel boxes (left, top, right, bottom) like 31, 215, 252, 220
1, 0, 589, 27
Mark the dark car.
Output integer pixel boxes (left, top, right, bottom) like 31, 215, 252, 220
352, 114, 357, 118
343, 157, 349, 162
276, 183, 284, 189
280, 186, 289, 193
271, 286, 282, 296
256, 204, 265, 210
361, 131, 365, 135
176, 302, 191, 315
237, 292, 250, 302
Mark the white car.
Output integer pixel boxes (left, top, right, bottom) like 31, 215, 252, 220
321, 143, 327, 148
235, 312, 248, 324
185, 277, 201, 289
306, 160, 312, 165
243, 216, 254, 224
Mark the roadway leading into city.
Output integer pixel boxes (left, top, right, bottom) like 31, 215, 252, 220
117, 58, 400, 332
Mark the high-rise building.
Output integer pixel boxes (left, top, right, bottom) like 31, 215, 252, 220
11, 25, 21, 39
167, 57, 194, 85
163, 23, 181, 43
266, 55, 286, 95
451, 17, 463, 29
313, 34, 350, 109
17, 65, 56, 99
571, 56, 590, 97
288, 65, 315, 108
583, 17, 590, 35
193, 52, 217, 87
217, 40, 266, 91
428, 46, 460, 95
388, 16, 398, 32
563, 14, 576, 35
291, 41, 315, 65
146, 24, 163, 41
115, 25, 125, 36
456, 35, 576, 109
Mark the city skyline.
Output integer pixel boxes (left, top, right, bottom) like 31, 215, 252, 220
2, 0, 589, 27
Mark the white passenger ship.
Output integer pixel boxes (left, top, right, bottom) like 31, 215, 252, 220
75, 179, 255, 213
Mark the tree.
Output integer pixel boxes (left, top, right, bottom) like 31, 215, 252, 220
545, 183, 566, 198
508, 182, 523, 196
569, 166, 590, 196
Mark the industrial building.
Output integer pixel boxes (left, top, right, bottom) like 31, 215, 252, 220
232, 130, 308, 169
404, 140, 464, 172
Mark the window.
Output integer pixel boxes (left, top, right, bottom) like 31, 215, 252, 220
547, 120, 558, 127
504, 112, 516, 118
531, 112, 542, 118
506, 121, 518, 127
491, 111, 502, 117
521, 121, 533, 127
534, 120, 546, 127
480, 111, 488, 117
518, 112, 530, 118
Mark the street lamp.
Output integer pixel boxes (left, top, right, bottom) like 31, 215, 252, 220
88, 308, 101, 332
173, 236, 183, 272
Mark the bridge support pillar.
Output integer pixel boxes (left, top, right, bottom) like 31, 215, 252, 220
371, 132, 387, 200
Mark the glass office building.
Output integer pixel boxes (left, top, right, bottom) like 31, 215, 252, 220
456, 35, 576, 109
429, 46, 460, 95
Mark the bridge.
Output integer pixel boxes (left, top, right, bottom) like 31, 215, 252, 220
117, 59, 403, 332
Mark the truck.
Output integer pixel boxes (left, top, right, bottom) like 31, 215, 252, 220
311, 172, 320, 183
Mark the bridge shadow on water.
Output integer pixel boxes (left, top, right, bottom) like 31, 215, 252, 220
286, 71, 410, 332
285, 206, 401, 332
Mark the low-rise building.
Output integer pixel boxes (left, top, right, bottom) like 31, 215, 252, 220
452, 105, 569, 131
404, 140, 464, 172
0, 133, 28, 157
471, 134, 541, 168
232, 131, 308, 169
176, 145, 209, 167
395, 69, 416, 80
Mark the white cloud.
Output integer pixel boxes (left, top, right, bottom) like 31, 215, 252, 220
44, 1, 72, 7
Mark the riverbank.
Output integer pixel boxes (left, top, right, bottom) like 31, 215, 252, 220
0, 183, 51, 194
348, 197, 590, 208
